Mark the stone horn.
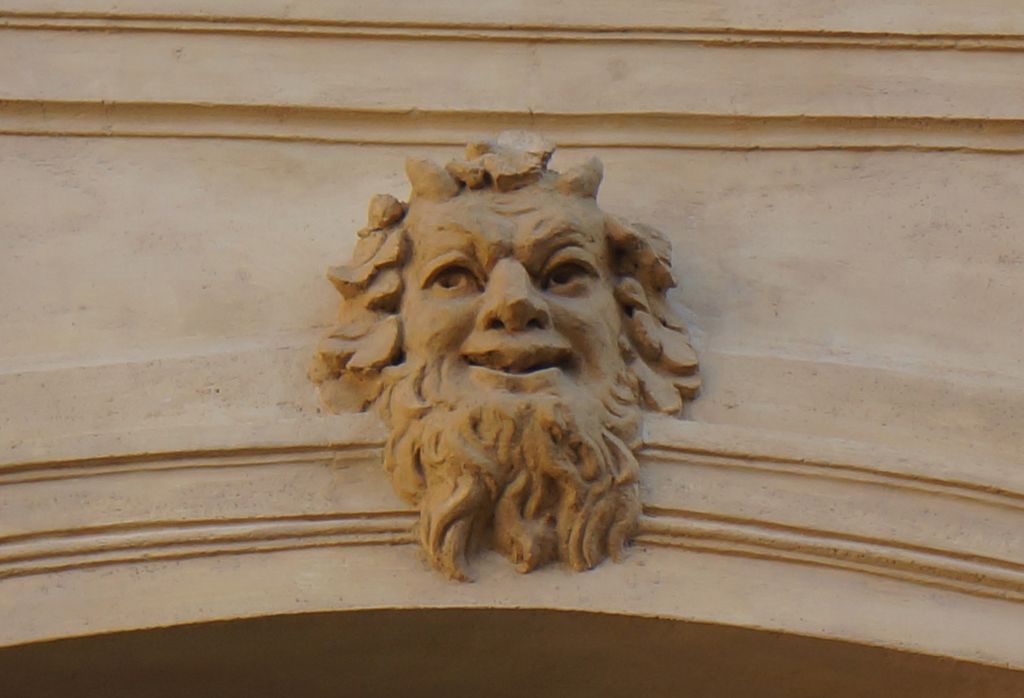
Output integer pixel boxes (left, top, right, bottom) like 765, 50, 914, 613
556, 157, 604, 198
405, 157, 461, 201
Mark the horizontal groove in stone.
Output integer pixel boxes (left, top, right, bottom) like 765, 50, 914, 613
4, 101, 1024, 153
2, 500, 1020, 601
643, 506, 1024, 573
6, 29, 1024, 120
637, 536, 1024, 603
0, 434, 1019, 601
642, 448, 1024, 512
637, 511, 1024, 602
4, 12, 1024, 51
0, 513, 417, 580
4, 438, 1022, 505
0, 446, 381, 485
0, 535, 417, 581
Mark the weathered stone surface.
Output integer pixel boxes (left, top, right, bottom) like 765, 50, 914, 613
367, 193, 406, 231
405, 157, 461, 201
313, 133, 699, 579
4, 2, 1024, 679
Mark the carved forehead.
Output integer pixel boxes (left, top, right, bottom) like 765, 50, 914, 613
403, 185, 608, 265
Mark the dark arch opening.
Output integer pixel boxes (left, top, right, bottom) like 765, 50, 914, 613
1, 608, 1021, 697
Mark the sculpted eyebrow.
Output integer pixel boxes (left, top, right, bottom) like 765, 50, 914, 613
417, 224, 479, 259
523, 225, 586, 269
442, 221, 513, 269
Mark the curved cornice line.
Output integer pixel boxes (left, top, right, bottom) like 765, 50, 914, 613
2, 506, 1022, 602
3, 420, 1020, 599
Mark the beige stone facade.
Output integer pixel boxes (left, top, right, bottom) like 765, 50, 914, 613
2, 2, 1024, 694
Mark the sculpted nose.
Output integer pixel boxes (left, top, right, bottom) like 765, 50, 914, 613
478, 259, 550, 332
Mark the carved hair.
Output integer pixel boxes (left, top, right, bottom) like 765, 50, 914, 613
380, 363, 644, 579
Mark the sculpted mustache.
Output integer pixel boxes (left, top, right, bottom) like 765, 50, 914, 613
461, 341, 574, 374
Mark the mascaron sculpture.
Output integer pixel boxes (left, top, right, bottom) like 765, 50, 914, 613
310, 132, 699, 580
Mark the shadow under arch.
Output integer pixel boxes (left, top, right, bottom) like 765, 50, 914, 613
1, 608, 1021, 697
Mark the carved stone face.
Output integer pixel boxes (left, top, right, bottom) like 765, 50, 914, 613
400, 188, 625, 405
311, 132, 699, 580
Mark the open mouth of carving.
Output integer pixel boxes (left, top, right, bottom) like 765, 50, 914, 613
463, 347, 572, 375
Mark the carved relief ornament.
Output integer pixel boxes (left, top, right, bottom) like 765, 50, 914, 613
310, 132, 699, 579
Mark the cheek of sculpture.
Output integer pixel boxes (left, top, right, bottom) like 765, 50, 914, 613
400, 285, 476, 370
547, 287, 624, 384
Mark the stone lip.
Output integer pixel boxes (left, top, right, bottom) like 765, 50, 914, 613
460, 334, 574, 374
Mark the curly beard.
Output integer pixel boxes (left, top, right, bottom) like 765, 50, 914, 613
376, 359, 643, 580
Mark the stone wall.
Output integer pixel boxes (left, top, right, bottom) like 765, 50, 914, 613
2, 1, 1023, 687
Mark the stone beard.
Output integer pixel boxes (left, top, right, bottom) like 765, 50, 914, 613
311, 133, 699, 580
380, 356, 643, 580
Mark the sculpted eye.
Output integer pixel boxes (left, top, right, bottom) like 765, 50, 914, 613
543, 262, 591, 293
429, 266, 480, 294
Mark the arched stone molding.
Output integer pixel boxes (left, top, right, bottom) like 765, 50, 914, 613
2, 415, 1023, 669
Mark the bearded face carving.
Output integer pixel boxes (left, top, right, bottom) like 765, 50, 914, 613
310, 132, 699, 580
